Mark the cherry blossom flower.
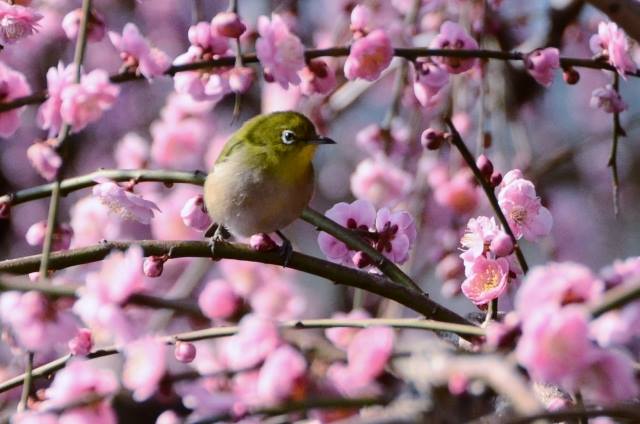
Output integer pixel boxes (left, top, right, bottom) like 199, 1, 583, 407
114, 133, 149, 169
211, 11, 246, 38
180, 194, 211, 231
413, 58, 449, 106
589, 21, 637, 77
123, 337, 167, 401
325, 309, 371, 350
516, 306, 592, 385
0, 2, 42, 45
25, 220, 73, 251
69, 328, 93, 356
26, 139, 61, 181
92, 178, 160, 224
249, 279, 305, 320
430, 21, 479, 74
150, 118, 207, 169
344, 29, 393, 81
109, 23, 170, 80
37, 62, 76, 137
220, 314, 281, 370
590, 85, 627, 113
228, 66, 255, 94
351, 158, 412, 207
60, 69, 120, 133
256, 345, 306, 405
300, 59, 337, 95
198, 279, 240, 320
433, 169, 479, 215
497, 174, 552, 241
256, 14, 305, 88
525, 48, 559, 87
0, 62, 31, 137
374, 207, 417, 264
62, 8, 106, 42
69, 195, 121, 247
461, 256, 510, 305
175, 341, 197, 363
347, 326, 394, 382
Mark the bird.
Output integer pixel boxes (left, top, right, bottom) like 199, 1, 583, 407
203, 111, 336, 263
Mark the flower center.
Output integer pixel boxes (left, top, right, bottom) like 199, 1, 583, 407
481, 266, 501, 291
510, 206, 528, 224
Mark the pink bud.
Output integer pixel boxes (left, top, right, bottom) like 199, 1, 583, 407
490, 232, 514, 257
421, 128, 446, 150
212, 12, 247, 38
68, 328, 93, 356
143, 256, 166, 278
180, 195, 212, 231
174, 341, 197, 363
563, 67, 580, 85
250, 233, 278, 252
350, 4, 372, 37
0, 202, 9, 219
25, 221, 73, 250
490, 171, 502, 187
476, 154, 493, 178
352, 251, 372, 268
26, 140, 61, 181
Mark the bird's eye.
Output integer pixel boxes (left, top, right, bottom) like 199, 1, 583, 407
281, 130, 296, 144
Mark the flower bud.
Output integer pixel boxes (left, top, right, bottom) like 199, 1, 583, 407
476, 154, 493, 178
562, 67, 580, 85
489, 171, 502, 187
25, 221, 73, 250
62, 8, 106, 42
212, 12, 247, 38
352, 251, 372, 268
250, 233, 278, 251
26, 139, 61, 181
143, 256, 166, 278
0, 202, 9, 219
421, 128, 446, 150
490, 232, 514, 257
174, 341, 197, 363
68, 328, 93, 356
180, 195, 211, 231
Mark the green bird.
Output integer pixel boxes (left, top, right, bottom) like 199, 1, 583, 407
204, 111, 336, 261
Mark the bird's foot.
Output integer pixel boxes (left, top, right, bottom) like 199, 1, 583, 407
207, 223, 231, 259
276, 230, 293, 267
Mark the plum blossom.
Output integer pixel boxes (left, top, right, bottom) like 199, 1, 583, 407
123, 337, 167, 401
62, 8, 106, 42
69, 328, 93, 356
114, 133, 149, 169
0, 62, 31, 137
150, 118, 207, 169
70, 195, 121, 247
433, 169, 479, 215
181, 194, 211, 231
590, 85, 627, 113
351, 158, 412, 207
92, 178, 160, 224
344, 29, 393, 81
256, 14, 305, 88
299, 59, 337, 95
0, 2, 42, 45
525, 48, 559, 87
497, 172, 552, 241
228, 66, 255, 94
198, 279, 240, 320
489, 232, 514, 257
589, 21, 637, 77
430, 21, 479, 74
211, 11, 246, 38
325, 309, 371, 350
249, 279, 305, 320
590, 301, 640, 347
109, 23, 171, 79
461, 256, 510, 305
413, 58, 449, 106
373, 207, 417, 264
25, 220, 73, 251
220, 314, 281, 370
37, 62, 75, 137
350, 4, 373, 36
256, 345, 306, 405
26, 139, 61, 181
601, 255, 640, 287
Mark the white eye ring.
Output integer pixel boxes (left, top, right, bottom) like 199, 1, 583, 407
281, 130, 296, 144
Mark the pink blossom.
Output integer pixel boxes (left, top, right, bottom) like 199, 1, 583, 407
109, 23, 170, 79
198, 279, 240, 320
143, 255, 166, 278
350, 4, 372, 36
0, 3, 42, 45
351, 158, 412, 207
515, 262, 603, 317
123, 337, 167, 401
62, 8, 106, 42
461, 256, 510, 305
602, 256, 640, 286
180, 194, 211, 231
413, 59, 449, 106
589, 21, 637, 77
25, 220, 73, 251
70, 195, 121, 247
516, 306, 592, 385
249, 280, 305, 320
497, 175, 552, 241
68, 328, 93, 356
187, 21, 228, 54
84, 245, 147, 304
173, 53, 231, 102
590, 302, 640, 347
26, 139, 61, 181
430, 21, 479, 74
256, 14, 305, 88
60, 69, 120, 133
344, 29, 393, 81
356, 120, 411, 159
250, 233, 278, 251
228, 66, 255, 94
346, 326, 394, 382
326, 363, 380, 398
211, 11, 246, 38
0, 291, 77, 352
374, 207, 416, 264
0, 61, 31, 137
150, 118, 207, 169
175, 341, 197, 363
92, 179, 160, 224
155, 411, 182, 424
114, 133, 149, 169
525, 47, 559, 87
318, 199, 376, 265
325, 309, 371, 350
590, 85, 627, 113
37, 63, 75, 137
151, 186, 203, 240
433, 170, 479, 215
220, 314, 281, 370
256, 345, 306, 404
300, 59, 337, 95
489, 232, 513, 257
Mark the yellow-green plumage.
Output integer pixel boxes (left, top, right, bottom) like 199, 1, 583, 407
204, 111, 334, 237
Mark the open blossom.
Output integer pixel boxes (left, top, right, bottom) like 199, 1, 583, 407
220, 314, 281, 370
461, 256, 510, 305
92, 178, 160, 224
497, 173, 552, 241
413, 58, 449, 107
109, 23, 170, 79
374, 207, 416, 264
123, 337, 167, 401
344, 29, 393, 81
150, 118, 207, 169
198, 279, 240, 320
0, 2, 42, 45
300, 59, 337, 95
590, 85, 627, 113
325, 309, 371, 350
114, 133, 149, 169
249, 279, 305, 320
62, 8, 105, 42
351, 158, 412, 207
347, 327, 394, 382
430, 21, 479, 74
60, 69, 120, 133
525, 48, 559, 87
0, 62, 31, 137
25, 220, 73, 250
37, 63, 75, 137
26, 139, 61, 181
256, 14, 305, 88
433, 169, 479, 215
70, 196, 121, 247
589, 21, 637, 77
256, 345, 306, 405
180, 194, 211, 231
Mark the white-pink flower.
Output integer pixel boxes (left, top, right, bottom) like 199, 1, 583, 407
300, 59, 337, 95
430, 21, 479, 74
351, 158, 412, 207
123, 337, 167, 401
374, 207, 417, 264
37, 62, 76, 137
220, 314, 281, 370
497, 173, 552, 241
346, 326, 394, 382
62, 8, 105, 42
150, 118, 207, 169
589, 21, 637, 77
92, 178, 160, 224
26, 139, 61, 181
198, 278, 240, 320
0, 61, 31, 137
460, 256, 510, 305
525, 47, 559, 87
325, 309, 371, 350
344, 29, 393, 81
109, 23, 170, 79
68, 328, 93, 356
413, 58, 450, 107
256, 345, 306, 405
256, 14, 305, 88
114, 133, 149, 169
590, 85, 627, 113
180, 194, 212, 231
0, 3, 42, 45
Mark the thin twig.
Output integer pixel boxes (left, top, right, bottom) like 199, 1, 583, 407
607, 72, 624, 216
16, 352, 33, 413
589, 278, 640, 318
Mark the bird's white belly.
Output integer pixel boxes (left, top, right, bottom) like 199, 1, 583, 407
204, 159, 314, 237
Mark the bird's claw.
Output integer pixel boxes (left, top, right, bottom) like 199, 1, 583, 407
207, 223, 230, 259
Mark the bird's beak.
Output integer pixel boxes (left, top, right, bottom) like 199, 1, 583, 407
307, 136, 336, 145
